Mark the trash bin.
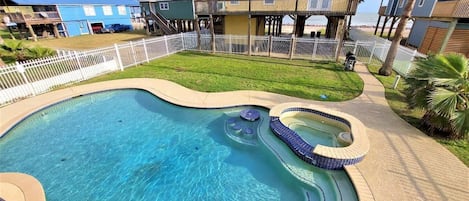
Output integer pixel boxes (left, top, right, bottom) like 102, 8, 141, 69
316, 31, 321, 38
310, 31, 315, 38
344, 52, 356, 71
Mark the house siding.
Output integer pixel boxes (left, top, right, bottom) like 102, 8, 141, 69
3, 6, 34, 14
408, 19, 431, 47
411, 0, 437, 17
445, 28, 469, 57
58, 4, 133, 36
155, 1, 194, 20
395, 0, 407, 16
385, 0, 399, 16
224, 15, 258, 35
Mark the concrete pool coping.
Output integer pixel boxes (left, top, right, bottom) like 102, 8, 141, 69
1, 62, 468, 201
270, 103, 369, 168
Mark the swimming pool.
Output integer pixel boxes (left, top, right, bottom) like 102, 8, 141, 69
0, 89, 357, 201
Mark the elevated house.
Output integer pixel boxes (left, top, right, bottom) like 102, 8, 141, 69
2, 0, 138, 40
139, 0, 196, 35
376, 0, 469, 56
194, 0, 360, 39
141, 0, 360, 39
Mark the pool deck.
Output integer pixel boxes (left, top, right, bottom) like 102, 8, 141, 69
1, 62, 468, 201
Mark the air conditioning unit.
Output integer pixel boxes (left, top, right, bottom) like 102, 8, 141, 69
217, 1, 225, 11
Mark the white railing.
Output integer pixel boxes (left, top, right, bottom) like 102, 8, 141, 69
0, 34, 185, 106
0, 31, 423, 106
348, 28, 426, 76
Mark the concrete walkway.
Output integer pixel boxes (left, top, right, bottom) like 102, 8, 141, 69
0, 62, 468, 201
321, 63, 469, 201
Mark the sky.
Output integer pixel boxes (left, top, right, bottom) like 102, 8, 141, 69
357, 0, 388, 13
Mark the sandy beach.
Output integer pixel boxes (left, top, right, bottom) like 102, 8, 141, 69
279, 24, 411, 37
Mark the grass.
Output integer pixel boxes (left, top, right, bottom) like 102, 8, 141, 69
81, 51, 364, 101
367, 64, 469, 166
0, 29, 148, 50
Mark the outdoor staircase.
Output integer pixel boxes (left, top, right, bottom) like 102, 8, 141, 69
148, 11, 178, 35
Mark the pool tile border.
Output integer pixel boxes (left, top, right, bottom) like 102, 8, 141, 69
269, 103, 370, 170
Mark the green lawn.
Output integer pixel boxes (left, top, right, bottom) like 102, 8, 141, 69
367, 64, 469, 166
81, 51, 364, 101
0, 29, 148, 50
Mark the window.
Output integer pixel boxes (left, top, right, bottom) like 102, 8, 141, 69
159, 2, 169, 10
118, 5, 127, 15
321, 0, 329, 9
264, 0, 274, 5
399, 0, 406, 8
418, 0, 425, 7
102, 5, 113, 16
230, 0, 239, 5
217, 2, 225, 10
83, 5, 96, 16
308, 0, 330, 10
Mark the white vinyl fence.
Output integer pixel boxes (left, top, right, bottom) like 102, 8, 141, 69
0, 31, 423, 106
348, 28, 426, 76
0, 34, 185, 106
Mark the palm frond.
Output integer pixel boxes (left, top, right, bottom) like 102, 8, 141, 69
452, 109, 469, 139
429, 88, 459, 118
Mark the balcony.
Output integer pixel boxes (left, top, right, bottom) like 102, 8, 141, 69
6, 11, 61, 25
432, 0, 469, 18
195, 0, 356, 15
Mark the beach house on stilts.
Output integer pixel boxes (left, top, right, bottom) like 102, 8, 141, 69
141, 0, 361, 39
194, 0, 360, 39
375, 0, 469, 57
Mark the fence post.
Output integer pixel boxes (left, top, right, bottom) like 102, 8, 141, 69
368, 41, 377, 64
334, 40, 340, 61
180, 32, 185, 50
268, 35, 273, 57
164, 35, 170, 55
74, 51, 86, 80
353, 40, 359, 54
129, 41, 137, 66
142, 38, 150, 63
392, 75, 401, 89
15, 62, 36, 96
380, 43, 387, 62
312, 38, 318, 60
405, 50, 418, 75
114, 43, 124, 71
229, 35, 232, 54
289, 35, 295, 60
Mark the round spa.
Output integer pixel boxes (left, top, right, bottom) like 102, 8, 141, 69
269, 103, 369, 170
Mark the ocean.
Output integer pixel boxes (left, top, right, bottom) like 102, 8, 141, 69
283, 12, 413, 28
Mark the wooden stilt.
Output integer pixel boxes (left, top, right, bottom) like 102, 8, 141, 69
387, 17, 398, 40
27, 24, 37, 42
380, 16, 389, 37
374, 16, 381, 35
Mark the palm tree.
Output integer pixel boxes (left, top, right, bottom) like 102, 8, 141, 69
27, 46, 56, 59
405, 53, 469, 139
0, 40, 27, 61
379, 0, 416, 76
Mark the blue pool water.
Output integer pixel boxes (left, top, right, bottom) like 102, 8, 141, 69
0, 89, 355, 201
